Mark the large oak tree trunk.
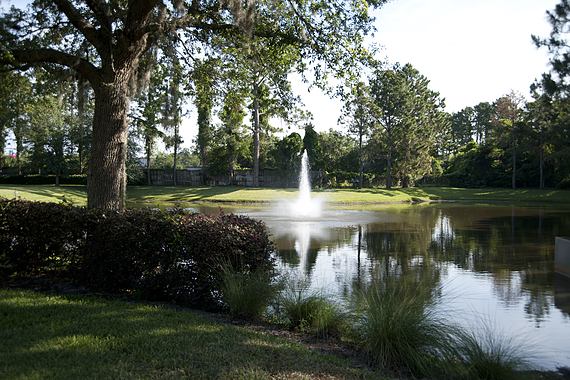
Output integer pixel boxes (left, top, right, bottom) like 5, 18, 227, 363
87, 72, 130, 211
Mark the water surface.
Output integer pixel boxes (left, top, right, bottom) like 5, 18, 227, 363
184, 202, 570, 370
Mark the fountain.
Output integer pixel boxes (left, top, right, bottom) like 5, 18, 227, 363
288, 150, 322, 218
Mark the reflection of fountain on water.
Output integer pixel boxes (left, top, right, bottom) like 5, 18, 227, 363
294, 223, 312, 280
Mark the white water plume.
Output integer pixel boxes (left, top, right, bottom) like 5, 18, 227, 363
288, 150, 322, 218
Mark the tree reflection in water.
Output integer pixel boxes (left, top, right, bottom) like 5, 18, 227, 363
257, 203, 570, 370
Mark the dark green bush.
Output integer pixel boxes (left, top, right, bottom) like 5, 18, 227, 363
0, 198, 276, 310
0, 199, 80, 273
72, 208, 179, 293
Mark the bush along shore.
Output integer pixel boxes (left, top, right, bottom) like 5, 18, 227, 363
0, 197, 275, 310
2, 198, 570, 380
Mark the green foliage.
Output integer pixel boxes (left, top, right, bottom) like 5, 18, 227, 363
272, 132, 303, 174
445, 142, 509, 188
533, 1, 570, 96
350, 275, 455, 377
324, 171, 380, 188
126, 136, 146, 186
193, 58, 217, 177
318, 129, 359, 172
447, 106, 476, 153
303, 124, 325, 171
152, 149, 200, 170
277, 283, 345, 337
369, 63, 449, 188
0, 198, 276, 310
218, 260, 279, 319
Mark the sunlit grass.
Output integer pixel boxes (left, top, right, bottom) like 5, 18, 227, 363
0, 184, 87, 204
0, 289, 385, 380
2, 184, 568, 206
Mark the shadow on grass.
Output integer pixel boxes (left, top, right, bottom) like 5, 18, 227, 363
1, 289, 375, 380
127, 186, 300, 203
0, 185, 87, 203
128, 186, 253, 201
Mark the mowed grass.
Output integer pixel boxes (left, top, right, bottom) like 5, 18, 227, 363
0, 185, 88, 204
1, 184, 568, 205
0, 289, 384, 380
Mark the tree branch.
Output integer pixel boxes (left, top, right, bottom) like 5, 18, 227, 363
125, 0, 161, 37
2, 49, 100, 87
84, 0, 113, 37
51, 0, 105, 53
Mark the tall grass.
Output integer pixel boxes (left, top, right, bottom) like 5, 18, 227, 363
349, 274, 456, 377
218, 261, 279, 320
276, 282, 346, 337
454, 319, 537, 380
348, 272, 540, 379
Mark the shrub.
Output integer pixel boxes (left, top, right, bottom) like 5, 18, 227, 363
73, 210, 276, 310
72, 208, 179, 292
0, 198, 276, 311
0, 198, 80, 274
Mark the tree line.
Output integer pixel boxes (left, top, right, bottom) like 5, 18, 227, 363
332, 65, 570, 190
1, 1, 569, 210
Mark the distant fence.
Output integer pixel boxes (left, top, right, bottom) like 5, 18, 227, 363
145, 169, 324, 188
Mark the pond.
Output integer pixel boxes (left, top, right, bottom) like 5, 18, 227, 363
186, 201, 570, 370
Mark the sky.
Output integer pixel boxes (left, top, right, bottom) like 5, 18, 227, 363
1, 0, 561, 152
294, 0, 560, 136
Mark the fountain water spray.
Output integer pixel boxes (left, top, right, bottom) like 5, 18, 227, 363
290, 150, 322, 217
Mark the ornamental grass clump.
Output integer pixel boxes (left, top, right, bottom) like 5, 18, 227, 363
454, 319, 537, 380
350, 274, 456, 377
277, 282, 346, 337
218, 259, 279, 320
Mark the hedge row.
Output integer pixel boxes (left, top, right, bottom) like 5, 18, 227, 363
0, 198, 275, 310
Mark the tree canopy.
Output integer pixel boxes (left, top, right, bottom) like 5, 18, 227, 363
0, 0, 386, 210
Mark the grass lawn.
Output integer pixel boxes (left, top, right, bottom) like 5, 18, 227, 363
0, 289, 384, 380
0, 184, 568, 205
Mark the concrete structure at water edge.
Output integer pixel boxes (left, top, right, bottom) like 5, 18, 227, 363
555, 237, 570, 279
